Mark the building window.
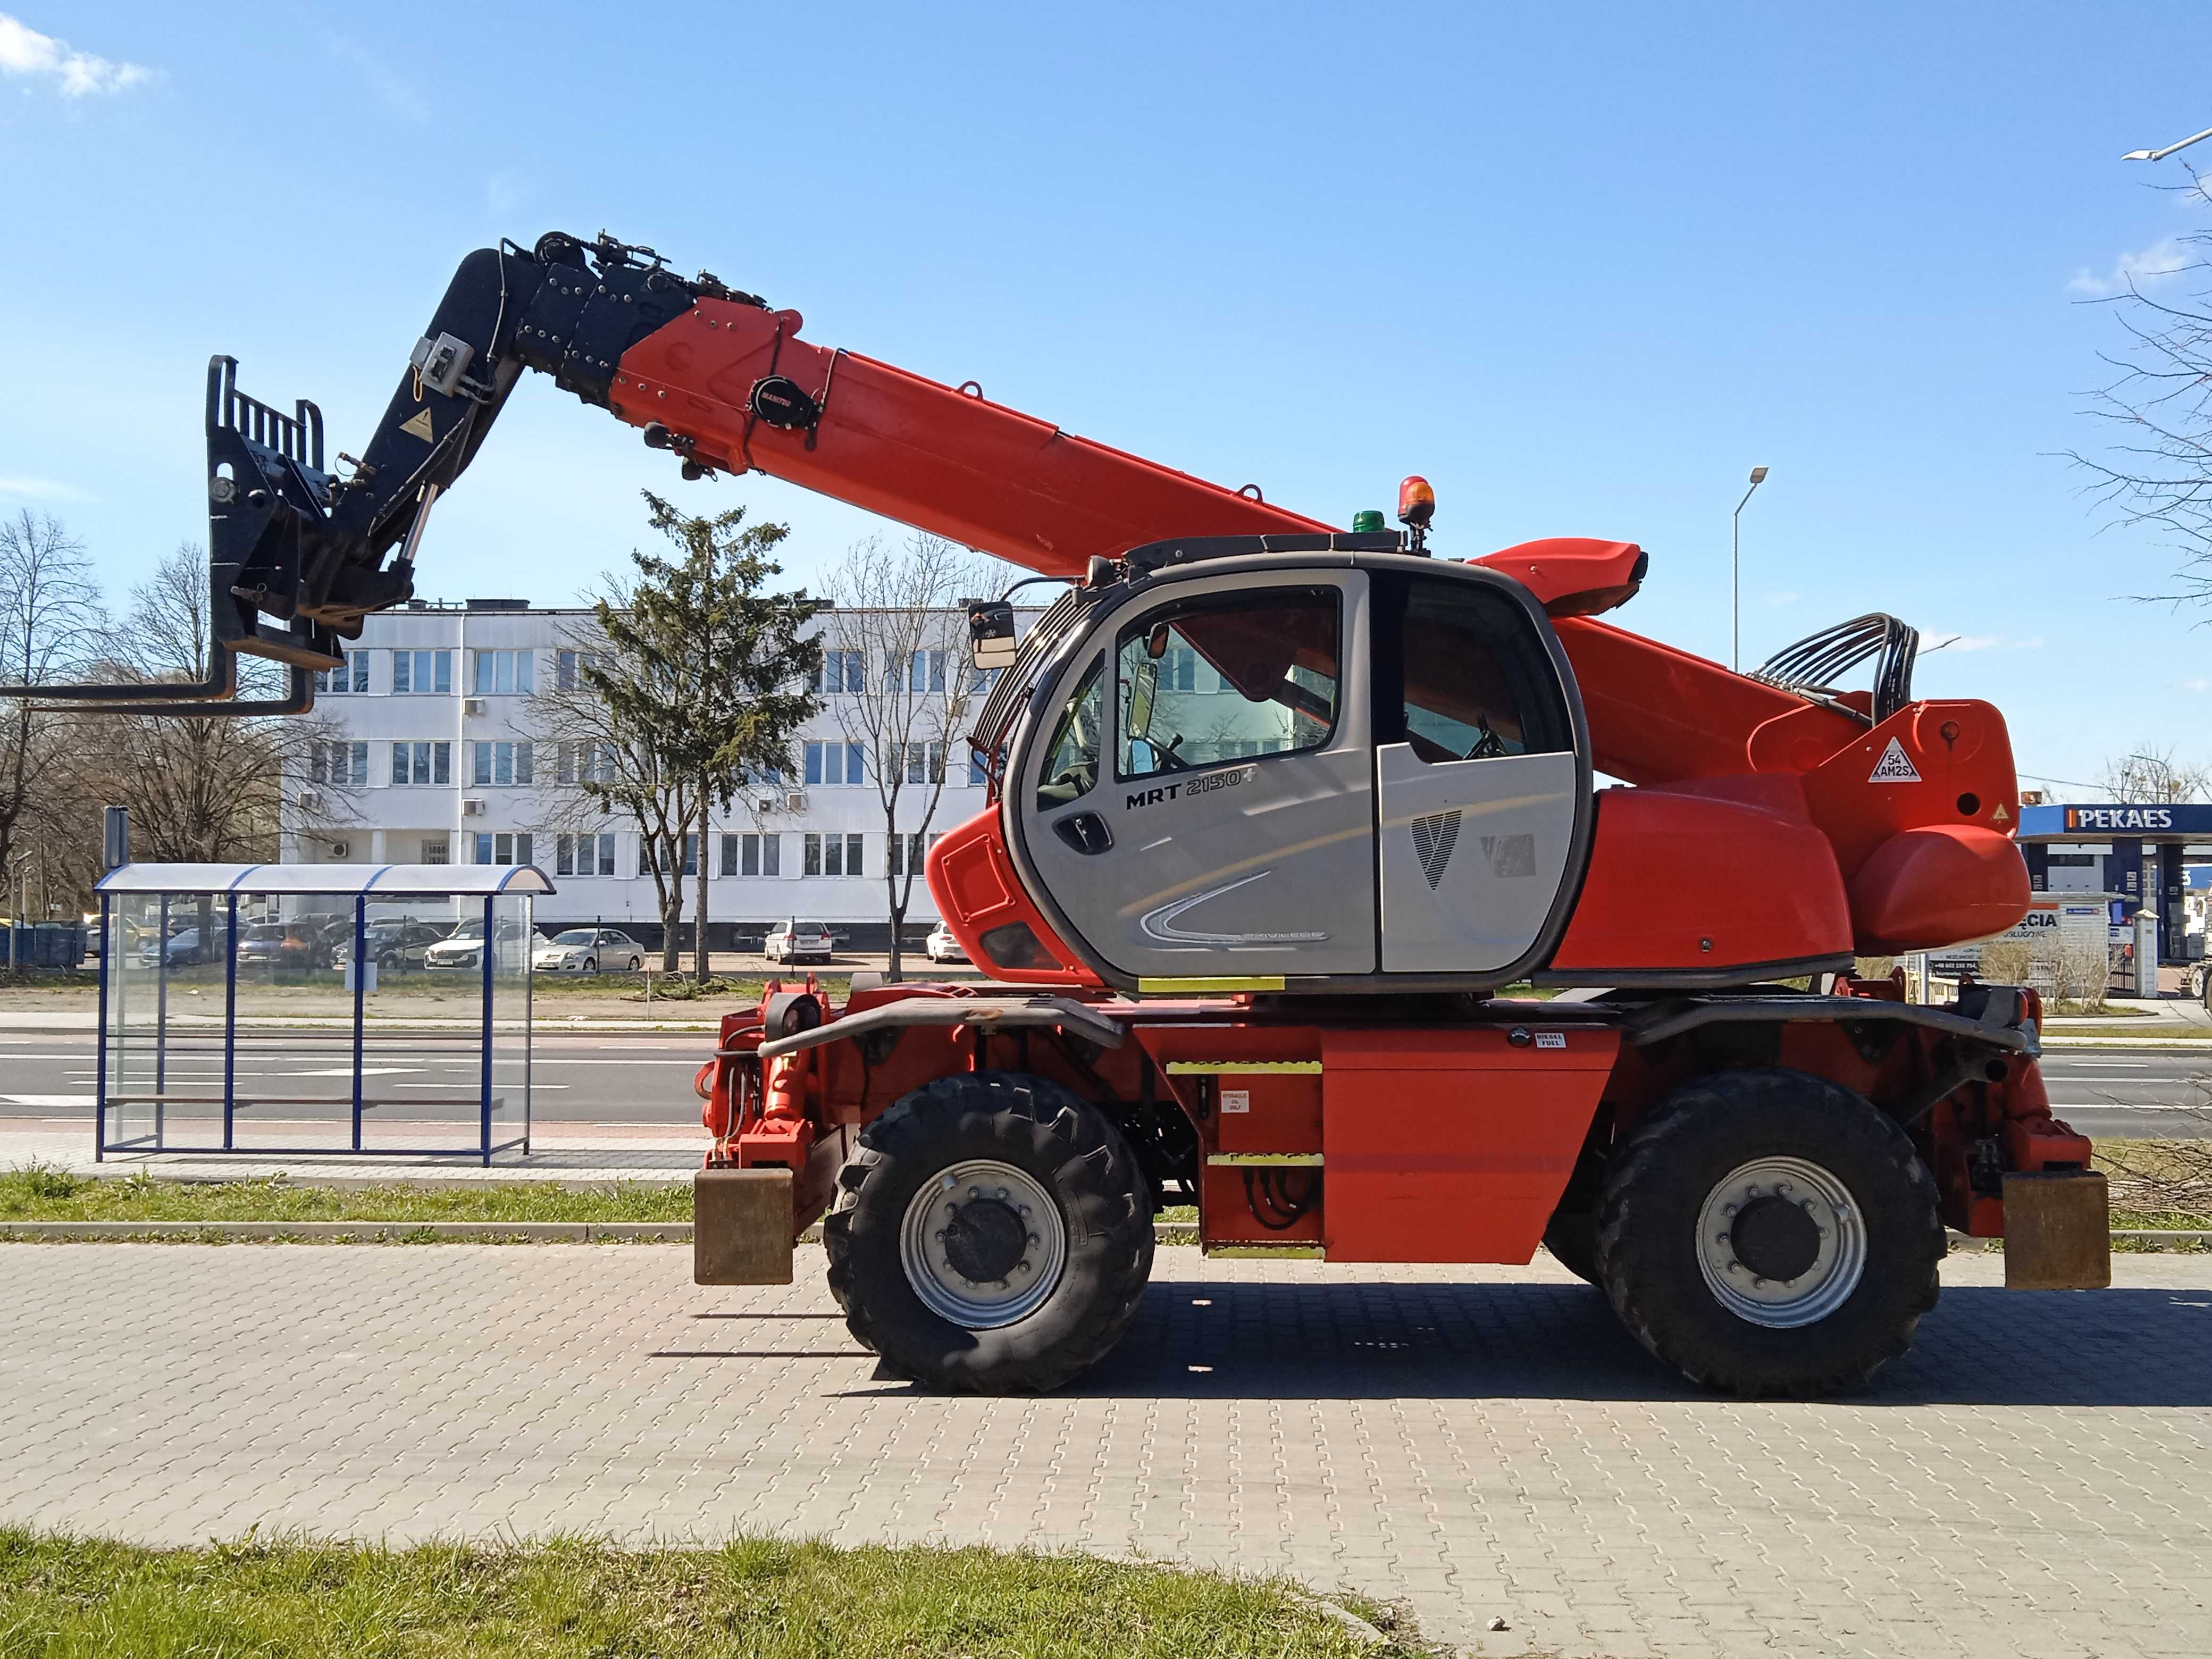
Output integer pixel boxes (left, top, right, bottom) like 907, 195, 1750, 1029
315, 651, 369, 694
421, 836, 449, 865
393, 649, 453, 694
308, 741, 368, 786
642, 833, 699, 876
718, 831, 779, 876
810, 649, 866, 693
803, 833, 865, 877
555, 648, 598, 691
473, 649, 534, 694
967, 747, 995, 787
886, 832, 929, 878
887, 742, 946, 784
554, 740, 616, 785
556, 832, 617, 877
390, 741, 452, 785
898, 649, 949, 693
472, 740, 534, 786
472, 831, 534, 867
804, 740, 868, 785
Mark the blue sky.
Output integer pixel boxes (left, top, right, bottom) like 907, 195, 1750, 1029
4, 2, 2209, 789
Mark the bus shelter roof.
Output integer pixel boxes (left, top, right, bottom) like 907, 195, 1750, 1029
94, 862, 556, 897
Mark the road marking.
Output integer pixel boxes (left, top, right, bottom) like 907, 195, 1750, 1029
0, 1094, 95, 1107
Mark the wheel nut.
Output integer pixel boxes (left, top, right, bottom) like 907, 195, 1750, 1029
1017, 1260, 1031, 1272
1723, 1203, 1738, 1216
995, 1187, 1008, 1199
1726, 1260, 1743, 1273
968, 1187, 981, 1199
1027, 1233, 1040, 1245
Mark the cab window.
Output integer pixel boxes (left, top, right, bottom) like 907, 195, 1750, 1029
1116, 588, 1340, 782
1035, 657, 1103, 810
1385, 575, 1572, 763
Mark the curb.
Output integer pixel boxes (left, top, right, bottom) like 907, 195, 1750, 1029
0, 1219, 692, 1242
1, 1220, 2196, 1249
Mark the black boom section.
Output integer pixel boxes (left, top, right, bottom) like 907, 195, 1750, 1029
1, 232, 753, 716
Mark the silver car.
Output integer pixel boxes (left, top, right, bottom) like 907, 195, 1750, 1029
764, 919, 834, 964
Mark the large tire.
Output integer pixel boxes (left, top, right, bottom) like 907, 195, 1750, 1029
1541, 1203, 1603, 1286
1596, 1068, 1943, 1397
824, 1071, 1154, 1393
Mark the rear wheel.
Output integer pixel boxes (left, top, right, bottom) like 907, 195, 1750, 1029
627, 955, 642, 971
1597, 1068, 1942, 1396
824, 1071, 1154, 1393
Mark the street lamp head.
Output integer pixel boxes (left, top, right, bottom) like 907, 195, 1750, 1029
2123, 149, 2158, 162
1748, 465, 1769, 484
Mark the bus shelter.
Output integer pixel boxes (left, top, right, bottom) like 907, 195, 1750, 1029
94, 861, 551, 1164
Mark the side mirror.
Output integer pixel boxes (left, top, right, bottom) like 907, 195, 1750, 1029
966, 598, 1017, 671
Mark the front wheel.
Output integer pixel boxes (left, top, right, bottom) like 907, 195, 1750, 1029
824, 1071, 1154, 1393
627, 956, 642, 972
1597, 1068, 1943, 1397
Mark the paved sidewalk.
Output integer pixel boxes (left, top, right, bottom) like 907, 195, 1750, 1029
4, 1245, 2207, 1657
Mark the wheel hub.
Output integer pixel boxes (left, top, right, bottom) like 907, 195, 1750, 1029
1694, 1155, 1868, 1329
1730, 1194, 1822, 1283
942, 1196, 1028, 1283
899, 1159, 1068, 1329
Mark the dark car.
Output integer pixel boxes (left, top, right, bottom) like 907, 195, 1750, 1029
331, 919, 451, 972
237, 921, 338, 970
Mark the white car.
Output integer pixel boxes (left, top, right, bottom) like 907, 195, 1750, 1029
924, 921, 968, 964
532, 927, 645, 974
764, 919, 834, 964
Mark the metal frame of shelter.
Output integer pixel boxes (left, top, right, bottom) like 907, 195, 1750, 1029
93, 861, 553, 1164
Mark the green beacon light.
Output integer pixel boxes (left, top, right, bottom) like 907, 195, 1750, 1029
1351, 509, 1386, 533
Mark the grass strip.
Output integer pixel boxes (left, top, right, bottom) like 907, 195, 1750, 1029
0, 1166, 689, 1225
0, 1530, 1410, 1658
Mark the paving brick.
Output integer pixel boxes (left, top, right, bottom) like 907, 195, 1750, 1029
3, 1244, 2210, 1655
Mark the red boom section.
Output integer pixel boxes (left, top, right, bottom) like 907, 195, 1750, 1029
611, 300, 1330, 576
610, 300, 2027, 958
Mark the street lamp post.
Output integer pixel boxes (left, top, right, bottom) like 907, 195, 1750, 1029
2123, 127, 2212, 163
1732, 465, 1769, 673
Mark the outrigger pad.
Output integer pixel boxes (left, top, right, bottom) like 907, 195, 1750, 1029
2002, 1171, 2112, 1291
693, 1168, 795, 1286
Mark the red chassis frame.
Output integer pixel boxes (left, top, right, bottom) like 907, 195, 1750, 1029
696, 973, 2088, 1263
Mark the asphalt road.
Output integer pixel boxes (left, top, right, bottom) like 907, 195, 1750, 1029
3, 1035, 2208, 1138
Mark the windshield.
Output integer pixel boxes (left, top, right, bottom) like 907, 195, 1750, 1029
444, 919, 484, 939
550, 930, 594, 945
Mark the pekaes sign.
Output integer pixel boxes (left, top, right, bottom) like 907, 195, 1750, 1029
2017, 803, 2212, 840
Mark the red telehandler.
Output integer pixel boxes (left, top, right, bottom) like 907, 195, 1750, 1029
9, 231, 2110, 1393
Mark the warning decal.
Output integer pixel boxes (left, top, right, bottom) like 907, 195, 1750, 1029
1867, 737, 1921, 784
398, 407, 435, 442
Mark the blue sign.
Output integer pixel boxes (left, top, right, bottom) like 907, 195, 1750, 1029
2017, 802, 2212, 841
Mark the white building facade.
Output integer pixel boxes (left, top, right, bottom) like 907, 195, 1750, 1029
283, 598, 1017, 948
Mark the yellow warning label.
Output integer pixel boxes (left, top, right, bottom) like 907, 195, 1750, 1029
398, 407, 435, 442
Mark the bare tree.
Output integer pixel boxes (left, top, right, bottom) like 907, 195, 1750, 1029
2068, 173, 2212, 601
0, 511, 102, 908
2097, 742, 2212, 803
823, 533, 1009, 979
82, 546, 359, 862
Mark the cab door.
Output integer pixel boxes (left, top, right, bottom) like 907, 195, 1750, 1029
1018, 571, 1377, 984
1372, 570, 1589, 974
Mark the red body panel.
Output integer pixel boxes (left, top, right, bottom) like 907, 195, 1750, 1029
1551, 787, 1855, 973
1319, 1026, 1620, 1262
924, 807, 1101, 988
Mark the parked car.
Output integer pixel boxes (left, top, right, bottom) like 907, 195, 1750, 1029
237, 921, 338, 971
764, 919, 834, 965
331, 919, 452, 973
924, 920, 968, 964
423, 916, 531, 972
137, 926, 207, 968
532, 927, 645, 974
